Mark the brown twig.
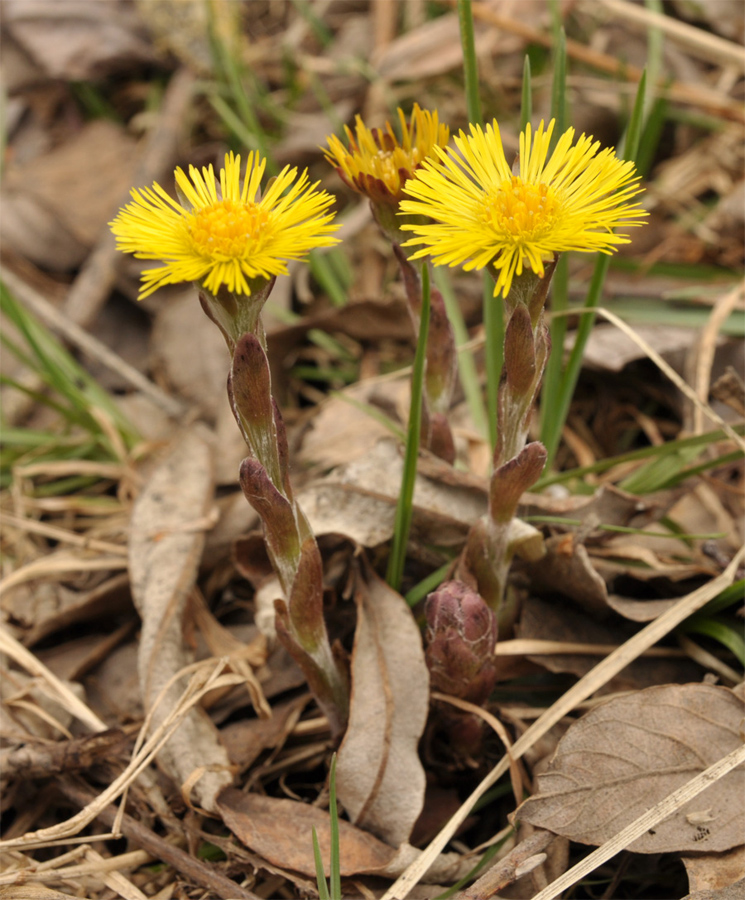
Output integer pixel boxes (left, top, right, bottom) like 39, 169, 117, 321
57, 776, 262, 900
0, 731, 130, 783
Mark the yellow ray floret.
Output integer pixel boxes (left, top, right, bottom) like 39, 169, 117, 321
324, 104, 450, 206
110, 152, 339, 299
399, 119, 647, 298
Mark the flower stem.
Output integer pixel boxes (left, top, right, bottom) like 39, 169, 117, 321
387, 264, 431, 592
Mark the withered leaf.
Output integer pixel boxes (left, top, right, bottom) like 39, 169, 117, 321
335, 564, 429, 848
129, 429, 232, 812
683, 845, 745, 894
517, 684, 745, 853
217, 789, 396, 876
683, 879, 745, 900
217, 789, 474, 883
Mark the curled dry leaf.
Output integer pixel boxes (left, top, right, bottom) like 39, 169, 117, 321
128, 429, 232, 812
517, 683, 745, 854
299, 438, 486, 549
335, 563, 430, 848
524, 534, 609, 618
217, 790, 474, 883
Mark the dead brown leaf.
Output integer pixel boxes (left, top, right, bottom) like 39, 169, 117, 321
682, 879, 745, 900
525, 534, 610, 617
3, 0, 157, 81
217, 789, 474, 883
0, 120, 138, 270
335, 563, 429, 848
128, 428, 232, 812
517, 683, 745, 853
517, 596, 701, 691
683, 844, 745, 894
218, 788, 396, 876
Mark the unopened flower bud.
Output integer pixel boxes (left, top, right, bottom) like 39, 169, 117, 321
425, 580, 497, 706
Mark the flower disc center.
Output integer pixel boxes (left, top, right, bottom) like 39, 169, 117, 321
189, 200, 268, 257
486, 177, 559, 240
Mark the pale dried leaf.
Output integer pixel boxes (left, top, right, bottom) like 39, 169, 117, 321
299, 438, 486, 548
518, 684, 745, 853
335, 565, 429, 848
128, 429, 232, 812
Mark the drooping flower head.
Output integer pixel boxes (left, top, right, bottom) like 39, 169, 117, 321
324, 103, 450, 207
400, 119, 647, 298
110, 152, 339, 300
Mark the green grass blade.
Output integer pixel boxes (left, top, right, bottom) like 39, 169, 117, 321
519, 55, 532, 133
404, 560, 452, 608
536, 424, 745, 489
623, 69, 648, 163
312, 826, 330, 900
330, 392, 405, 441
309, 248, 349, 308
457, 0, 483, 128
696, 580, 745, 617
387, 266, 431, 590
680, 618, 745, 667
0, 282, 138, 450
541, 71, 648, 466
539, 19, 568, 457
549, 25, 567, 145
328, 754, 341, 900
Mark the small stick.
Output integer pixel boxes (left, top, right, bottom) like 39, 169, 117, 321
57, 777, 263, 900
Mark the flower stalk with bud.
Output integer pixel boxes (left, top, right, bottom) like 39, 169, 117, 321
111, 152, 349, 734
425, 580, 498, 760
401, 119, 647, 629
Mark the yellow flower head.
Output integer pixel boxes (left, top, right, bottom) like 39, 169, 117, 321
400, 119, 647, 298
324, 104, 450, 206
110, 152, 339, 300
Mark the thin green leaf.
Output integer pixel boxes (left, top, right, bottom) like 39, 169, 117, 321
404, 560, 452, 608
680, 618, 745, 667
312, 826, 330, 900
549, 25, 567, 148
537, 424, 745, 489
457, 0, 483, 128
541, 71, 648, 466
328, 754, 341, 900
519, 55, 532, 133
309, 249, 349, 308
330, 392, 405, 441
